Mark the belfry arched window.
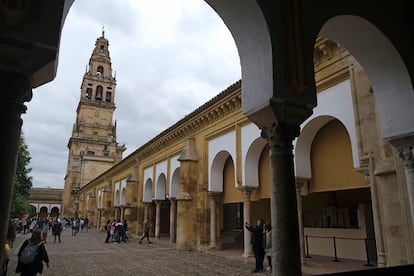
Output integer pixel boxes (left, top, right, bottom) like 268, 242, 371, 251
106, 92, 112, 103
85, 88, 92, 99
96, 85, 103, 100
97, 65, 104, 75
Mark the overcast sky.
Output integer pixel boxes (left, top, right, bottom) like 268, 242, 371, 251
22, 0, 240, 189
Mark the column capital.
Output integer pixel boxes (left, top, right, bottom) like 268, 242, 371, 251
295, 178, 308, 190
398, 147, 414, 169
208, 191, 222, 202
388, 134, 414, 169
0, 71, 32, 115
238, 186, 254, 200
261, 122, 300, 148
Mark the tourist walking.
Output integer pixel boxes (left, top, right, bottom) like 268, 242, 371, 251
71, 219, 78, 236
15, 230, 49, 276
84, 218, 89, 232
52, 219, 63, 243
41, 222, 48, 243
139, 218, 152, 244
244, 219, 265, 273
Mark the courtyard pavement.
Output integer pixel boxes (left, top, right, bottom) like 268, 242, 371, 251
6, 228, 375, 275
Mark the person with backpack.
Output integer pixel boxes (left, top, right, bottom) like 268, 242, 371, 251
15, 230, 49, 275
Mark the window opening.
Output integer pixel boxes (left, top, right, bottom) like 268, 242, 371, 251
96, 85, 103, 100
106, 92, 112, 102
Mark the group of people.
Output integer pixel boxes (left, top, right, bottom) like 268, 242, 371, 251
67, 217, 89, 236
104, 219, 129, 243
244, 219, 272, 273
38, 217, 64, 244
103, 218, 152, 245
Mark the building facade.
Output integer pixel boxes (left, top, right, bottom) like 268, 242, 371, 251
62, 32, 126, 217
28, 187, 63, 218
2, 2, 414, 275
74, 38, 414, 267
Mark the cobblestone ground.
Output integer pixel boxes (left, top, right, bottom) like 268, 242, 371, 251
6, 228, 273, 276
6, 228, 372, 275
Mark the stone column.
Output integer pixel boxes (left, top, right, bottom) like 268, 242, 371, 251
208, 192, 221, 249
239, 187, 253, 257
262, 123, 301, 276
97, 209, 102, 230
368, 153, 386, 267
169, 198, 177, 243
296, 181, 306, 265
155, 200, 162, 239
120, 206, 125, 222
398, 146, 414, 225
0, 72, 32, 266
143, 203, 149, 225
390, 137, 414, 229
114, 207, 119, 221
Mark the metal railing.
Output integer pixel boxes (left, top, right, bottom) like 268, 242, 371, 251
305, 234, 375, 266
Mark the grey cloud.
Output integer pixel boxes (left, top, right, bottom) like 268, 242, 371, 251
23, 0, 240, 188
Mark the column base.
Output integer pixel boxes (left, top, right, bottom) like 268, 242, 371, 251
242, 253, 253, 258
208, 244, 219, 250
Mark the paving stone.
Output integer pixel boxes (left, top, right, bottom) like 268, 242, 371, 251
7, 228, 372, 275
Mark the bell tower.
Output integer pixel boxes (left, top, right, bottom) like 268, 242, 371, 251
62, 31, 126, 217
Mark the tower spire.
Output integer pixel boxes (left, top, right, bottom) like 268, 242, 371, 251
102, 25, 105, 37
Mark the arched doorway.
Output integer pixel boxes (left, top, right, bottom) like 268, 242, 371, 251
39, 206, 48, 218
50, 207, 60, 218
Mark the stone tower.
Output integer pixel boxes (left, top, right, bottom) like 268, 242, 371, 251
62, 31, 126, 217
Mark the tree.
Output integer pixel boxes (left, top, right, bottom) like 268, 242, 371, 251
10, 135, 33, 218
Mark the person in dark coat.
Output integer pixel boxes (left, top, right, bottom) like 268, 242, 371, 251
15, 230, 49, 276
52, 219, 63, 243
104, 220, 111, 243
245, 219, 265, 273
139, 218, 152, 244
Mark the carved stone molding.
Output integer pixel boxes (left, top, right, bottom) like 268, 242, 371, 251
313, 38, 341, 67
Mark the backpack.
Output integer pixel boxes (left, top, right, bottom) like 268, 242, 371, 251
19, 240, 43, 264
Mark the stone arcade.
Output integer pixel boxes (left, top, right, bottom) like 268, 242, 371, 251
1, 1, 413, 275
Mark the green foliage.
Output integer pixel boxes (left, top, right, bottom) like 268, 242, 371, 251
10, 193, 31, 218
10, 135, 33, 218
